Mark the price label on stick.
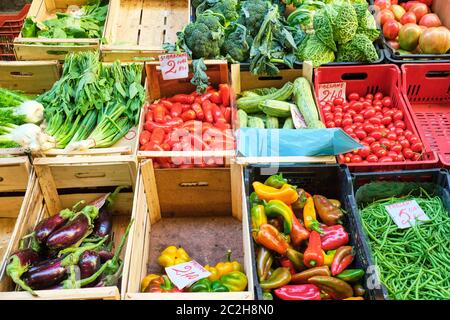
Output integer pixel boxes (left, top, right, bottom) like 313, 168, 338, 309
159, 53, 189, 80
385, 200, 430, 229
165, 260, 211, 290
318, 82, 346, 104
290, 105, 307, 129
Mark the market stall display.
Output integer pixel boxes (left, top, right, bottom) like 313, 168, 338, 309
0, 156, 137, 299
315, 64, 439, 170
352, 169, 450, 300
14, 0, 109, 61
245, 165, 372, 300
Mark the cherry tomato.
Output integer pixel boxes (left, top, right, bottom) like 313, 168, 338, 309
358, 145, 371, 158
369, 117, 382, 125
373, 100, 383, 108
348, 93, 360, 101
388, 151, 398, 158
363, 136, 376, 145
342, 118, 353, 127
326, 121, 335, 128
409, 136, 420, 144
352, 102, 363, 112
351, 155, 363, 163
342, 104, 350, 112
364, 108, 376, 119
363, 123, 376, 133
382, 97, 392, 107
322, 105, 332, 113
386, 132, 397, 141
334, 98, 344, 105
362, 101, 372, 109
375, 148, 388, 159
380, 138, 392, 150
355, 129, 367, 140
404, 130, 414, 140
411, 153, 421, 161
370, 141, 382, 150
334, 107, 343, 114
370, 130, 382, 140
366, 94, 374, 100
411, 142, 423, 153
353, 114, 364, 123
390, 144, 402, 154
403, 148, 414, 159
394, 127, 404, 136
399, 139, 410, 149
324, 113, 334, 122
395, 154, 405, 162
374, 92, 383, 100
334, 118, 342, 127
394, 120, 405, 129
379, 156, 393, 163
367, 154, 379, 163
349, 133, 357, 139
347, 109, 357, 116
334, 112, 343, 119
392, 110, 404, 121
381, 115, 392, 125
344, 154, 352, 163
344, 127, 354, 134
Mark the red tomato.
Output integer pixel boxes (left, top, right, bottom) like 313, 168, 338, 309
324, 113, 334, 122
370, 130, 382, 140
395, 127, 404, 136
334, 118, 342, 127
355, 129, 367, 140
369, 117, 382, 125
394, 120, 406, 129
351, 155, 363, 163
358, 145, 371, 159
395, 154, 405, 162
364, 108, 376, 119
366, 94, 374, 100
411, 153, 422, 161
388, 151, 398, 158
404, 130, 414, 140
392, 110, 404, 121
380, 138, 393, 149
367, 154, 379, 163
342, 104, 350, 112
344, 154, 352, 163
348, 93, 360, 101
362, 101, 372, 109
338, 154, 346, 163
382, 97, 392, 107
379, 156, 394, 163
363, 123, 376, 133
409, 135, 420, 144
411, 142, 423, 153
403, 148, 414, 159
386, 132, 397, 141
344, 127, 354, 134
391, 144, 403, 154
326, 121, 335, 128
334, 112, 344, 119
364, 136, 376, 145
354, 114, 364, 123
342, 118, 353, 127
322, 105, 332, 113
381, 115, 392, 125
374, 92, 384, 100
347, 109, 357, 116
399, 139, 410, 149
375, 148, 388, 159
352, 102, 364, 112
334, 98, 344, 106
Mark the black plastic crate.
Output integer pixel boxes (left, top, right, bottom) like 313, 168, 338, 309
243, 164, 374, 300
350, 168, 450, 300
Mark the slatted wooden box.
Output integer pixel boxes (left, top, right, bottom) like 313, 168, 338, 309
101, 0, 190, 62
14, 0, 108, 61
123, 160, 254, 299
0, 156, 138, 299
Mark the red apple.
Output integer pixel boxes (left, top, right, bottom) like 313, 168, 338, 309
383, 19, 401, 40
409, 3, 429, 22
419, 13, 442, 28
377, 9, 395, 25
400, 11, 417, 25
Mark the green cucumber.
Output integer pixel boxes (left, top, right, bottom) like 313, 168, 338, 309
248, 116, 265, 129
237, 109, 248, 128
237, 82, 294, 114
283, 118, 294, 129
266, 116, 279, 129
259, 100, 294, 118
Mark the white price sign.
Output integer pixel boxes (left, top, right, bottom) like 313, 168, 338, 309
159, 53, 189, 80
165, 260, 211, 290
290, 105, 307, 129
318, 82, 346, 103
385, 200, 430, 229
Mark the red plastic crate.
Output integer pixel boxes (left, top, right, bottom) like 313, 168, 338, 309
0, 4, 30, 61
314, 64, 439, 172
401, 63, 450, 168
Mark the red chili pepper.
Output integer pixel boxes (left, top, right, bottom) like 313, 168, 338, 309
200, 92, 213, 103
274, 284, 321, 300
331, 246, 354, 276
181, 104, 192, 112
170, 102, 183, 118
150, 127, 165, 145
291, 214, 310, 247
303, 231, 324, 268
280, 258, 296, 275
169, 94, 194, 104
139, 130, 151, 146
153, 104, 166, 123
145, 110, 153, 122
201, 100, 214, 123
210, 103, 226, 123
165, 117, 183, 129
320, 225, 349, 251
181, 110, 196, 122
209, 91, 222, 105
160, 99, 173, 109
219, 84, 230, 108
144, 121, 173, 133
191, 102, 204, 121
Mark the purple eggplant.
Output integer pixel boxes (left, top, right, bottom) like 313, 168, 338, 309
46, 214, 90, 250
98, 250, 114, 263
93, 186, 125, 237
22, 258, 67, 290
34, 209, 75, 243
6, 249, 40, 296
79, 250, 101, 287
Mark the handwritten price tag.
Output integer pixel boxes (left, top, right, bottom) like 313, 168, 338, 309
165, 260, 211, 290
385, 200, 430, 229
290, 105, 307, 129
159, 53, 189, 80
318, 82, 346, 103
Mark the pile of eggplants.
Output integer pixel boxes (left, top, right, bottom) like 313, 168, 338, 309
5, 186, 133, 296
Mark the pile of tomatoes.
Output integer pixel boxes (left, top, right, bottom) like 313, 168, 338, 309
139, 84, 235, 168
320, 92, 425, 164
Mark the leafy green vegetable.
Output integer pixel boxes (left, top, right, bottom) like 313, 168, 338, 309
196, 0, 239, 25
296, 34, 335, 67
190, 58, 210, 94
332, 1, 358, 44
313, 8, 336, 52
354, 2, 380, 42
222, 23, 250, 62
237, 0, 271, 40
336, 34, 378, 63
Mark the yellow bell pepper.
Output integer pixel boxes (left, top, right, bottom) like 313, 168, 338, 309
323, 249, 336, 266
140, 274, 160, 292
157, 246, 191, 267
252, 182, 298, 204
204, 250, 243, 281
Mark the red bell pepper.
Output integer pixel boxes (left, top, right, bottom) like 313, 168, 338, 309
320, 225, 349, 250
331, 246, 354, 276
219, 84, 230, 107
274, 284, 321, 300
168, 94, 194, 104
291, 214, 310, 247
303, 231, 324, 268
280, 258, 296, 275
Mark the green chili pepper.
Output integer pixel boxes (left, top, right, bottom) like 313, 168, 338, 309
336, 269, 365, 283
264, 173, 287, 188
260, 267, 292, 290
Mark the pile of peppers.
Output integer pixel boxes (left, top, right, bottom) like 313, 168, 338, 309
251, 174, 366, 300
6, 187, 133, 296
141, 247, 248, 293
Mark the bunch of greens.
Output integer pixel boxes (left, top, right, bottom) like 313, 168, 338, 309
21, 0, 108, 40
166, 0, 304, 76
291, 0, 380, 67
38, 51, 145, 150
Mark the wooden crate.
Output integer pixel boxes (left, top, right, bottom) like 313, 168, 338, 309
137, 60, 234, 164
123, 160, 254, 299
14, 0, 107, 61
0, 156, 138, 300
0, 157, 32, 282
101, 0, 190, 62
231, 63, 336, 165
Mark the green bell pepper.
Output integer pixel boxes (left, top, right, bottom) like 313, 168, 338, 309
189, 278, 229, 292
264, 174, 287, 188
220, 271, 248, 292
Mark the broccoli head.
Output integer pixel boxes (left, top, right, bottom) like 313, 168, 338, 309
222, 23, 250, 62
336, 34, 378, 63
184, 12, 225, 59
196, 0, 239, 24
238, 0, 271, 39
